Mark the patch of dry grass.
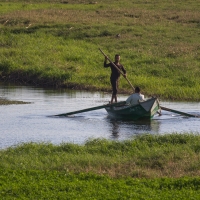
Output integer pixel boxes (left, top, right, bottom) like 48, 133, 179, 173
0, 98, 30, 105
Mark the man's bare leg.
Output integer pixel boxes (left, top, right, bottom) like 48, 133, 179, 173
110, 95, 117, 104
114, 95, 117, 103
110, 95, 114, 104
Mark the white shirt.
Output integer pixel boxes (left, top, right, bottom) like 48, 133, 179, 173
126, 93, 145, 105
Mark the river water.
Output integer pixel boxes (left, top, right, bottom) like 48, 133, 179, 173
0, 83, 200, 149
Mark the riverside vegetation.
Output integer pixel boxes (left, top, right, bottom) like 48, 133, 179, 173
1, 134, 200, 199
0, 0, 200, 101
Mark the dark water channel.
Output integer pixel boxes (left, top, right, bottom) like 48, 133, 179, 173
0, 83, 200, 149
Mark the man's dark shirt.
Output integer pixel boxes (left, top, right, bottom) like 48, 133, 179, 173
104, 61, 126, 80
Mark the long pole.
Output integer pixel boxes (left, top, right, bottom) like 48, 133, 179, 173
160, 106, 200, 118
54, 101, 126, 116
99, 48, 135, 91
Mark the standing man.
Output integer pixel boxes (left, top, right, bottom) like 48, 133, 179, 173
104, 54, 126, 104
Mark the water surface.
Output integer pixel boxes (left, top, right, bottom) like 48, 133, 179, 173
0, 83, 200, 149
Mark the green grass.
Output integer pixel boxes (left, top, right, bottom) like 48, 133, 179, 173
1, 170, 200, 199
2, 133, 200, 178
1, 134, 200, 199
0, 0, 200, 100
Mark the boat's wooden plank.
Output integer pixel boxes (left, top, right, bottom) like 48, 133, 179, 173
55, 101, 126, 116
161, 106, 200, 118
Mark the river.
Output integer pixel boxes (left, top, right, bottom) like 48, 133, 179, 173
0, 83, 200, 149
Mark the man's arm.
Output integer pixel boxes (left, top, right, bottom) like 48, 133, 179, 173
139, 94, 145, 102
121, 65, 126, 77
126, 95, 132, 105
104, 56, 110, 68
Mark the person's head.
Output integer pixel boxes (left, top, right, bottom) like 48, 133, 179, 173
135, 86, 140, 93
115, 54, 120, 62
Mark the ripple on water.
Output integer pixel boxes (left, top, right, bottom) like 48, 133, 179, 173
0, 83, 200, 149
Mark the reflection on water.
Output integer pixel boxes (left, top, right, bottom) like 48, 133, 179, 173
108, 118, 161, 139
0, 82, 200, 149
109, 119, 120, 138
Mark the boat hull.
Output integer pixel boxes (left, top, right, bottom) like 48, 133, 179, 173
105, 98, 160, 120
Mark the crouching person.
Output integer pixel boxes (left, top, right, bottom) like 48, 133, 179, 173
126, 86, 145, 106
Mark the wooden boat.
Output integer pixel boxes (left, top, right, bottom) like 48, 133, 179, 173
54, 97, 200, 119
105, 97, 161, 120
55, 98, 160, 120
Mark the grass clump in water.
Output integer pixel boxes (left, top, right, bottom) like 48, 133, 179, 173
0, 97, 30, 105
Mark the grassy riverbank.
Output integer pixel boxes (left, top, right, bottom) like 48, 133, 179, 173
0, 0, 199, 101
1, 134, 200, 199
